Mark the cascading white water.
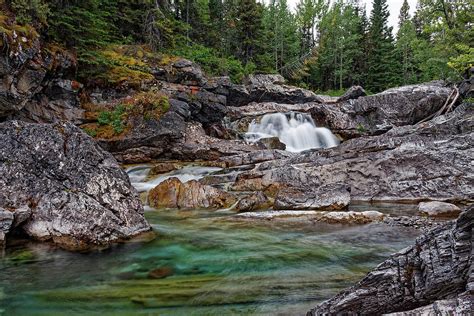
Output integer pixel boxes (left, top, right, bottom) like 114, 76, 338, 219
245, 112, 339, 152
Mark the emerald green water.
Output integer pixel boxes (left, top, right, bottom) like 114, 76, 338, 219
0, 209, 419, 316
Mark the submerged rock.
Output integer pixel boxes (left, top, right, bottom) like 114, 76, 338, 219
235, 192, 271, 212
318, 210, 385, 224
307, 206, 473, 315
0, 121, 150, 249
418, 201, 461, 218
148, 177, 237, 210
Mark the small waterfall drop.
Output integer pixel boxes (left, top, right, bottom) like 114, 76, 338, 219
245, 112, 339, 152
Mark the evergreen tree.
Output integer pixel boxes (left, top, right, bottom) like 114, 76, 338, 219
234, 0, 264, 65
366, 0, 397, 92
396, 0, 417, 84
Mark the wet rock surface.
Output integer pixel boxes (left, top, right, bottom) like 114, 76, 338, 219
0, 121, 150, 249
418, 201, 462, 218
307, 206, 473, 315
148, 177, 237, 210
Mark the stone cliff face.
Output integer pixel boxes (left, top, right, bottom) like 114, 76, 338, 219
0, 20, 83, 123
307, 206, 473, 315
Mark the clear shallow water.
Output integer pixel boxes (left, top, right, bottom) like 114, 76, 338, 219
0, 210, 419, 316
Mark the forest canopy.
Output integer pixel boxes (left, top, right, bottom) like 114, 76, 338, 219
3, 0, 473, 92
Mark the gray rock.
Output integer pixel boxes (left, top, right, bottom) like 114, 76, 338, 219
418, 201, 461, 218
227, 83, 453, 139
257, 137, 286, 150
274, 184, 350, 211
0, 33, 81, 121
307, 206, 473, 315
253, 104, 474, 204
0, 208, 14, 245
235, 192, 270, 212
0, 121, 150, 250
337, 85, 366, 102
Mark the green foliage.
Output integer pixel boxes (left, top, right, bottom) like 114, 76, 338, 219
83, 128, 97, 138
356, 123, 367, 133
98, 105, 126, 134
10, 0, 49, 25
172, 44, 252, 83
4, 0, 472, 93
448, 44, 474, 74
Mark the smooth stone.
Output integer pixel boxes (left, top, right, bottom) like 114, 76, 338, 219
148, 267, 174, 279
418, 201, 461, 218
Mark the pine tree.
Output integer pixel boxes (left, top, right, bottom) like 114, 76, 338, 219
366, 0, 397, 92
234, 0, 264, 65
396, 0, 417, 84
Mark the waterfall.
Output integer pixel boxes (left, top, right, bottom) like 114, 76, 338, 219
245, 112, 339, 152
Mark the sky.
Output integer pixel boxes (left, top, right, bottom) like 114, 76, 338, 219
287, 0, 418, 31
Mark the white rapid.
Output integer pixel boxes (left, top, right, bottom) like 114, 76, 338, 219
245, 112, 339, 152
126, 165, 222, 193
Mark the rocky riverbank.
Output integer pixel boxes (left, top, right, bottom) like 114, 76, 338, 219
1, 29, 473, 313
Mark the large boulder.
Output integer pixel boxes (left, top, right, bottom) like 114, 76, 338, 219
148, 178, 237, 209
0, 121, 150, 249
418, 201, 461, 218
226, 74, 326, 107
307, 206, 473, 315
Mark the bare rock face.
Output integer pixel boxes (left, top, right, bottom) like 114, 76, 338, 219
235, 192, 271, 212
148, 178, 237, 209
0, 121, 150, 249
227, 74, 326, 107
0, 27, 82, 122
254, 104, 473, 205
227, 82, 453, 140
307, 206, 473, 315
274, 184, 350, 211
418, 201, 461, 218
337, 85, 366, 102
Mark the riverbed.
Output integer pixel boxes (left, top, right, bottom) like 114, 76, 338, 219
0, 165, 421, 315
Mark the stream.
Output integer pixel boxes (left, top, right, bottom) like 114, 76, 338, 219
0, 164, 420, 315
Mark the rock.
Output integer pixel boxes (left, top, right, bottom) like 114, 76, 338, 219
148, 178, 237, 210
149, 162, 179, 175
257, 137, 286, 150
0, 209, 14, 245
167, 59, 207, 86
274, 184, 350, 211
0, 121, 150, 250
418, 201, 461, 218
228, 83, 453, 139
0, 28, 81, 121
319, 211, 385, 224
252, 104, 473, 205
11, 79, 84, 124
337, 85, 366, 102
235, 192, 270, 212
307, 207, 473, 315
227, 75, 325, 107
245, 74, 286, 86
148, 266, 174, 279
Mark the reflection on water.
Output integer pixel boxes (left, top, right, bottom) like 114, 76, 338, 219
0, 209, 419, 315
